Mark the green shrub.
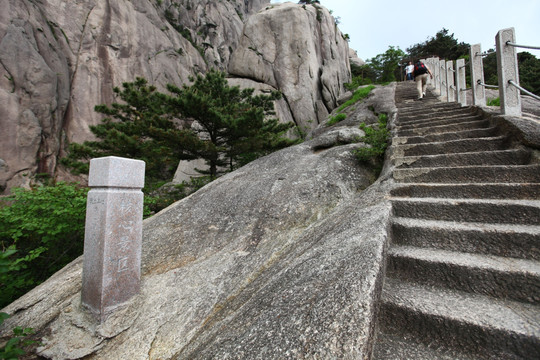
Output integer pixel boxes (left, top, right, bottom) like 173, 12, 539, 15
0, 182, 88, 307
0, 312, 36, 359
344, 76, 374, 91
143, 176, 213, 216
338, 85, 375, 112
353, 113, 390, 165
327, 113, 347, 126
487, 97, 500, 106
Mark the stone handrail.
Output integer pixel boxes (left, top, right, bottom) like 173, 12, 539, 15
422, 27, 539, 117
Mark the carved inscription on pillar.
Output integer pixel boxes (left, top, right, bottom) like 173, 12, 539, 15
81, 156, 145, 322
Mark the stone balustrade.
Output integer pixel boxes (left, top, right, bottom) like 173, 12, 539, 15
420, 28, 538, 117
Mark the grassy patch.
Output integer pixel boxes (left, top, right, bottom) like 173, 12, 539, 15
353, 112, 389, 171
338, 85, 375, 113
487, 97, 500, 106
327, 113, 347, 126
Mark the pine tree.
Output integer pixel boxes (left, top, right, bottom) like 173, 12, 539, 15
63, 71, 296, 183
166, 70, 295, 176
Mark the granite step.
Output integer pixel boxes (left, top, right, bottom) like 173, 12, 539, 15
390, 197, 540, 225
393, 136, 509, 157
391, 217, 540, 261
397, 102, 464, 114
376, 278, 540, 359
373, 331, 477, 360
390, 183, 540, 200
396, 119, 491, 137
394, 126, 498, 145
398, 108, 477, 123
393, 148, 531, 168
396, 114, 483, 129
387, 246, 540, 304
394, 164, 540, 183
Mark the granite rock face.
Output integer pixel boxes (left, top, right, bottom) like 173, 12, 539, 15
0, 0, 271, 193
229, 2, 351, 133
0, 0, 354, 194
0, 84, 398, 359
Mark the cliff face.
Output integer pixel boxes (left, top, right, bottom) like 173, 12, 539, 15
229, 2, 351, 132
0, 0, 351, 193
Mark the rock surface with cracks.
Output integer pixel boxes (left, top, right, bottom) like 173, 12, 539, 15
0, 84, 398, 359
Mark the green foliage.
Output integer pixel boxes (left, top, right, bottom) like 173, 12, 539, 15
353, 113, 389, 166
143, 176, 213, 217
63, 71, 296, 185
338, 85, 375, 112
482, 50, 498, 86
364, 46, 406, 83
0, 313, 36, 359
62, 77, 196, 184
0, 183, 88, 308
327, 113, 347, 126
407, 28, 469, 60
347, 63, 377, 88
486, 97, 500, 106
517, 52, 540, 95
166, 70, 296, 177
298, 0, 320, 4
482, 50, 540, 95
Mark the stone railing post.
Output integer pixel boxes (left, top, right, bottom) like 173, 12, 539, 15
433, 57, 440, 94
446, 60, 455, 102
456, 58, 467, 106
496, 27, 521, 116
470, 43, 486, 107
431, 58, 441, 94
81, 156, 145, 322
439, 59, 447, 100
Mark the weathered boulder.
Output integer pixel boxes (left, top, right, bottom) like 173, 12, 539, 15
228, 2, 351, 132
350, 48, 366, 67
0, 84, 398, 359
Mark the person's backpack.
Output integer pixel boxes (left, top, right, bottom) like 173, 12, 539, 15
414, 62, 428, 76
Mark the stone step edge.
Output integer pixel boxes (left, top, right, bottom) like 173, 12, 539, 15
398, 109, 477, 120
395, 119, 490, 135
392, 148, 528, 166
393, 127, 499, 145
388, 245, 540, 281
389, 196, 540, 208
396, 115, 483, 128
397, 112, 477, 123
392, 135, 507, 150
397, 103, 467, 113
380, 278, 540, 351
392, 216, 540, 237
390, 182, 540, 199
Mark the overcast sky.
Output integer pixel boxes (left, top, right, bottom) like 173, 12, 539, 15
269, 0, 540, 61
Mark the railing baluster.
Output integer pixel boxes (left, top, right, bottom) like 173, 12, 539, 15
496, 27, 521, 116
456, 58, 467, 106
470, 44, 486, 107
446, 60, 455, 102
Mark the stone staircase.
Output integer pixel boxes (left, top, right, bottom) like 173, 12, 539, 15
372, 82, 540, 359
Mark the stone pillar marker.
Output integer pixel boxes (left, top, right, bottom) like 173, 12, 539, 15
81, 156, 145, 322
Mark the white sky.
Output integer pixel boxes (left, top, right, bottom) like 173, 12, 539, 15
269, 0, 540, 61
